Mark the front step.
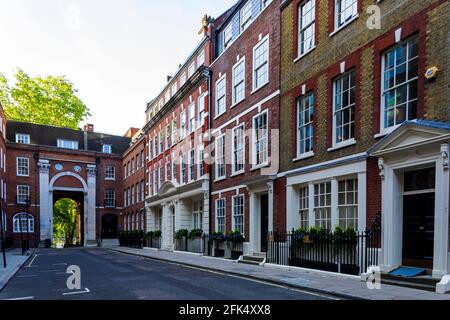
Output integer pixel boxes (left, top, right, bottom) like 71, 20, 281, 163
101, 239, 120, 248
382, 274, 439, 292
238, 255, 266, 266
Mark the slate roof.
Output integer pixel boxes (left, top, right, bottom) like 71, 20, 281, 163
6, 120, 131, 155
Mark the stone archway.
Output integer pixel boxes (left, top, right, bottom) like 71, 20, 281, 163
38, 161, 98, 247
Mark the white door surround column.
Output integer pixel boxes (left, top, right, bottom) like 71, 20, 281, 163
85, 165, 97, 245
38, 160, 51, 242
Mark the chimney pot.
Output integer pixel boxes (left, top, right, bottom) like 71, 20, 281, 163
84, 124, 94, 132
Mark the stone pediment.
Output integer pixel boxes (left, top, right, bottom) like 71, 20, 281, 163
158, 181, 178, 196
371, 121, 450, 156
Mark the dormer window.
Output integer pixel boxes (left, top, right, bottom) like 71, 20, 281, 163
241, 1, 252, 31
223, 24, 233, 49
16, 133, 30, 144
102, 144, 112, 154
57, 139, 78, 150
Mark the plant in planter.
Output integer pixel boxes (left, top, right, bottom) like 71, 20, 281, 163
153, 230, 162, 238
189, 229, 203, 239
175, 229, 189, 240
226, 230, 245, 244
210, 231, 226, 243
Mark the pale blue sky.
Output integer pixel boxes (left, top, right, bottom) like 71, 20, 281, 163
0, 0, 236, 135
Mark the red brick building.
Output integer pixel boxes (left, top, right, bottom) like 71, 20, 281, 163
3, 121, 130, 247
143, 19, 212, 251
0, 104, 7, 248
122, 129, 147, 232
209, 0, 282, 256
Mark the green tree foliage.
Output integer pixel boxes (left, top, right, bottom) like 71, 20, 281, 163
0, 69, 90, 129
53, 199, 79, 243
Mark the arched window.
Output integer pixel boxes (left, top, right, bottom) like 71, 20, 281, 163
13, 213, 34, 233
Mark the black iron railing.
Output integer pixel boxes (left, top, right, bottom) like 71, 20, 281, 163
267, 229, 380, 276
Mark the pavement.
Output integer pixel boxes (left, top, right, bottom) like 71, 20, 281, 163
110, 246, 450, 300
0, 249, 32, 291
0, 248, 332, 300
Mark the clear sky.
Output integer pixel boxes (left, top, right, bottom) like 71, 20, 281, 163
0, 0, 236, 136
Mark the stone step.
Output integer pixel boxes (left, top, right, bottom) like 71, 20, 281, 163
238, 259, 262, 266
101, 239, 120, 247
382, 274, 439, 292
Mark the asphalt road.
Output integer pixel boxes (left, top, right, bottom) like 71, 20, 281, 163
0, 248, 333, 300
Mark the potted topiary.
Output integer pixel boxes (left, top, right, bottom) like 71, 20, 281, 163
189, 229, 203, 239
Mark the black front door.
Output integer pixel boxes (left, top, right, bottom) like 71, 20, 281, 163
403, 193, 435, 269
102, 214, 118, 239
260, 194, 269, 253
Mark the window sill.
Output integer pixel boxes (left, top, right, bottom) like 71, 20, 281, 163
230, 171, 245, 178
251, 81, 269, 95
251, 162, 270, 171
231, 98, 245, 109
105, 178, 116, 181
329, 14, 359, 38
327, 139, 357, 152
214, 112, 226, 121
294, 46, 316, 63
293, 151, 315, 162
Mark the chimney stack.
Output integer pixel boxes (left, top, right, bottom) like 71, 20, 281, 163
84, 124, 94, 132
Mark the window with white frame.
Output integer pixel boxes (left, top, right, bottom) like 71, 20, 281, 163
102, 144, 112, 154
131, 212, 135, 230
299, 186, 309, 229
165, 125, 171, 149
253, 111, 268, 166
136, 183, 140, 203
297, 93, 314, 156
140, 210, 145, 230
131, 158, 135, 174
180, 110, 187, 139
159, 131, 164, 154
253, 37, 269, 90
189, 149, 195, 181
154, 135, 159, 156
180, 73, 187, 86
197, 50, 205, 67
166, 160, 171, 182
15, 133, 30, 144
240, 1, 252, 31
181, 154, 187, 184
232, 59, 245, 105
127, 188, 131, 206
338, 179, 358, 230
124, 190, 127, 207
215, 135, 226, 179
57, 139, 78, 150
233, 195, 244, 234
105, 189, 115, 208
188, 62, 196, 78
17, 185, 30, 204
188, 103, 196, 133
314, 182, 332, 229
333, 70, 356, 145
153, 168, 158, 193
165, 90, 171, 104
105, 166, 115, 180
193, 200, 203, 230
223, 24, 233, 50
172, 153, 177, 182
149, 139, 153, 159
172, 82, 177, 96
171, 119, 178, 144
198, 145, 205, 177
13, 213, 34, 233
140, 180, 145, 201
159, 165, 164, 186
335, 0, 358, 29
141, 150, 144, 168
197, 95, 205, 128
382, 36, 419, 129
216, 199, 226, 233
298, 0, 315, 56
232, 124, 245, 174
17, 157, 29, 176
131, 186, 135, 205
215, 76, 226, 117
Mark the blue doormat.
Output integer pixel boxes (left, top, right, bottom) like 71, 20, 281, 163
389, 267, 427, 278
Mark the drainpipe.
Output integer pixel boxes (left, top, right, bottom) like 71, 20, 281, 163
207, 68, 212, 238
